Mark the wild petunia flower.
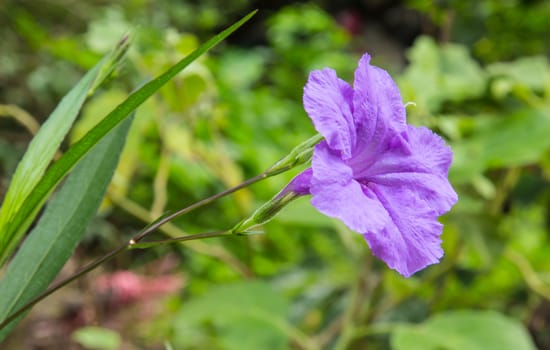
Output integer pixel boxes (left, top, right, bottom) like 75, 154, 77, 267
288, 53, 458, 277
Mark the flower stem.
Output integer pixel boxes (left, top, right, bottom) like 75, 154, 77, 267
0, 172, 270, 331
130, 172, 268, 244
129, 230, 231, 249
0, 244, 127, 330
0, 140, 309, 331
0, 229, 232, 330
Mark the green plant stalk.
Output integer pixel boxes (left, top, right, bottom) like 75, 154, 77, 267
0, 10, 257, 265
0, 85, 321, 331
129, 172, 268, 243
107, 191, 253, 276
0, 170, 268, 331
0, 140, 314, 331
0, 228, 215, 331
129, 230, 231, 249
231, 191, 301, 234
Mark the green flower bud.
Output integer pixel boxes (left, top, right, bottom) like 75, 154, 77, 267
266, 133, 323, 176
231, 188, 301, 235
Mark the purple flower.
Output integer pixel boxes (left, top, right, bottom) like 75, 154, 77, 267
289, 53, 458, 277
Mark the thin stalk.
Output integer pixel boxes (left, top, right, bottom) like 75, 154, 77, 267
130, 172, 268, 243
0, 171, 271, 331
0, 229, 228, 330
108, 192, 252, 276
0, 244, 126, 330
129, 230, 231, 249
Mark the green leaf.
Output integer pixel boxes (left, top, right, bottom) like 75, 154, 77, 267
487, 55, 550, 91
0, 35, 130, 265
0, 117, 133, 340
399, 36, 487, 113
0, 58, 103, 264
72, 326, 122, 350
172, 281, 290, 350
391, 310, 536, 350
450, 108, 550, 183
0, 10, 256, 265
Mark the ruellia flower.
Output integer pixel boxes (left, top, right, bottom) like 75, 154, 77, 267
288, 53, 458, 277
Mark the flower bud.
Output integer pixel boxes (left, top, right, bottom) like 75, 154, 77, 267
266, 134, 323, 176
231, 169, 313, 234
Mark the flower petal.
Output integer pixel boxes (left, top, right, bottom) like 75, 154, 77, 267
280, 168, 313, 196
359, 127, 458, 215
303, 68, 355, 159
372, 172, 457, 216
364, 184, 444, 277
310, 142, 388, 233
352, 54, 407, 146
406, 125, 454, 176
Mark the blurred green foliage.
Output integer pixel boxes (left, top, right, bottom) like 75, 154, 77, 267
406, 0, 550, 63
1, 1, 550, 349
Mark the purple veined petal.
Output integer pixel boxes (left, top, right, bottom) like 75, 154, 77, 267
370, 172, 458, 216
405, 125, 454, 176
364, 184, 444, 277
310, 142, 388, 233
352, 54, 407, 146
347, 127, 410, 180
303, 68, 356, 159
363, 126, 453, 178
354, 126, 458, 215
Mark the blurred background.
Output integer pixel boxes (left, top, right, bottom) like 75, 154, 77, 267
1, 0, 550, 349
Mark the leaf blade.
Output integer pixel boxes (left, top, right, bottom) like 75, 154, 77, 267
391, 310, 536, 350
0, 59, 104, 263
0, 116, 133, 340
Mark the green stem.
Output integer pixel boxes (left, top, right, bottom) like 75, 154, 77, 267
0, 229, 232, 330
0, 244, 127, 330
0, 172, 269, 331
130, 172, 268, 243
0, 137, 308, 330
129, 230, 231, 249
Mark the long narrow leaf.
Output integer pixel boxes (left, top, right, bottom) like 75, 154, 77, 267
0, 36, 130, 265
0, 116, 133, 340
0, 60, 104, 264
0, 10, 256, 265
